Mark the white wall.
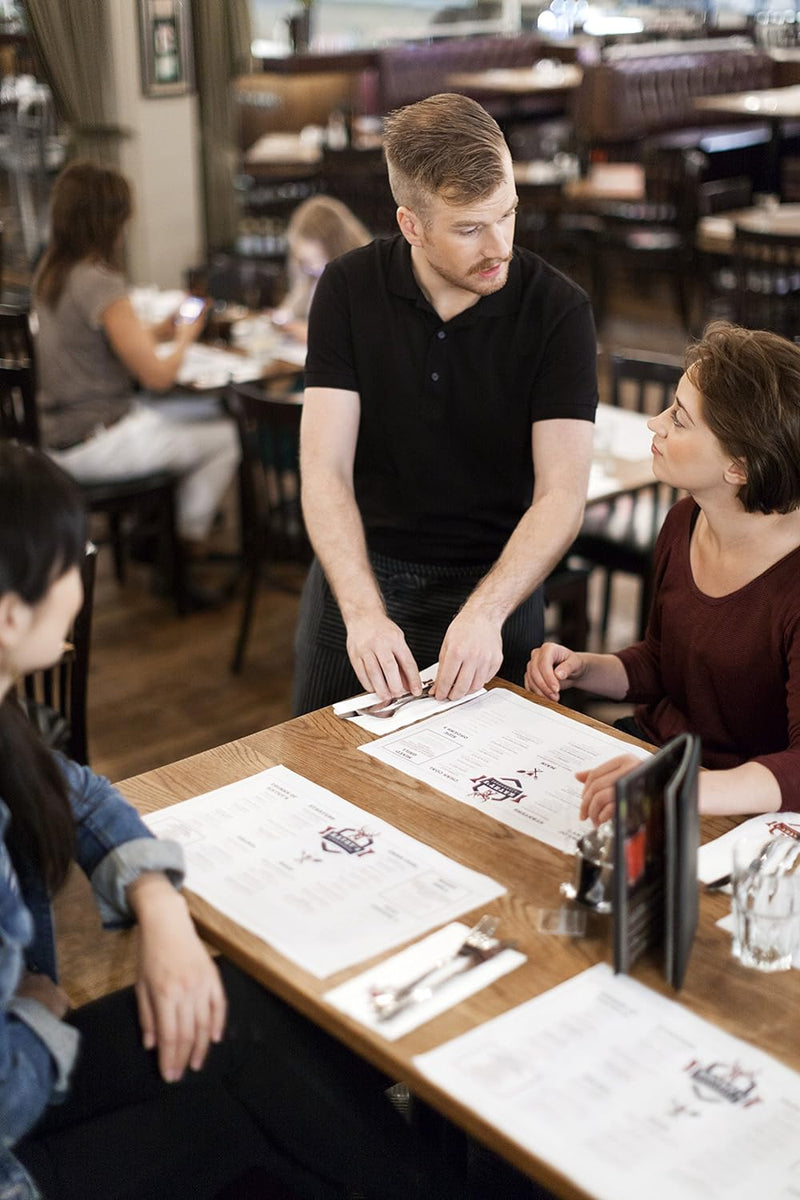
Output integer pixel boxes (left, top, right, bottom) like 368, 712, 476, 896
106, 0, 204, 287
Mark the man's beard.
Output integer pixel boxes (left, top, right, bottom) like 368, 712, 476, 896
430, 252, 512, 296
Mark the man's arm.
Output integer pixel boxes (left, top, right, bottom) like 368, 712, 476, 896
300, 387, 422, 700
435, 417, 594, 700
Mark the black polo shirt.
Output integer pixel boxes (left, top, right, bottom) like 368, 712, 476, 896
305, 235, 597, 565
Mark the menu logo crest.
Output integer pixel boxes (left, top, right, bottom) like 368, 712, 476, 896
685, 1059, 762, 1108
319, 825, 376, 856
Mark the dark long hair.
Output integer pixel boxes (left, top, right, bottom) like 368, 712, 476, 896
33, 159, 132, 309
0, 443, 87, 892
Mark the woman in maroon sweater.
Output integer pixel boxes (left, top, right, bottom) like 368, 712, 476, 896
526, 322, 800, 824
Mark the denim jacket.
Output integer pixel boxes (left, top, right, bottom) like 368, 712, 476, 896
0, 755, 184, 1199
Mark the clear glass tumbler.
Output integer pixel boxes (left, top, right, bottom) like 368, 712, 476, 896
731, 833, 800, 972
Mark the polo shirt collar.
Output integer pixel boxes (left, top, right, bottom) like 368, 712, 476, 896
386, 234, 522, 325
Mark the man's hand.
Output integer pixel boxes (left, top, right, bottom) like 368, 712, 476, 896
15, 971, 71, 1019
128, 875, 226, 1083
435, 609, 503, 701
346, 613, 422, 702
525, 642, 587, 702
577, 754, 641, 827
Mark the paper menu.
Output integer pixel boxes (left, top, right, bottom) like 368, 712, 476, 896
144, 765, 504, 978
416, 963, 800, 1200
362, 689, 650, 854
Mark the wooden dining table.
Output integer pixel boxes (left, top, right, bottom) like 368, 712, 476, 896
56, 684, 800, 1200
696, 201, 800, 255
693, 84, 800, 196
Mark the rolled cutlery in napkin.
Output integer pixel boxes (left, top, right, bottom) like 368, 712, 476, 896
333, 663, 485, 734
325, 921, 526, 1040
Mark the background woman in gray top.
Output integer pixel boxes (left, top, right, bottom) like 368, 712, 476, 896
33, 160, 238, 547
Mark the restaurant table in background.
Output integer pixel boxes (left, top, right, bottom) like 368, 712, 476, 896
692, 84, 800, 198
562, 161, 645, 208
588, 403, 654, 506
696, 200, 800, 254
55, 683, 800, 1200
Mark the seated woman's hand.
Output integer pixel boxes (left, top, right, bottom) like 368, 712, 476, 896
577, 754, 641, 827
525, 642, 586, 702
128, 874, 226, 1083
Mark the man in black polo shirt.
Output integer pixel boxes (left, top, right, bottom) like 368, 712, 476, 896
294, 93, 597, 715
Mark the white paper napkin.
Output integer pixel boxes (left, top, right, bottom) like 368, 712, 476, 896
332, 663, 485, 734
324, 921, 526, 1040
697, 812, 800, 886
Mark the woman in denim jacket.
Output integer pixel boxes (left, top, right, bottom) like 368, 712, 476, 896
0, 444, 467, 1200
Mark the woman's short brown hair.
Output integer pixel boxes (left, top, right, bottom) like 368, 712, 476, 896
687, 321, 800, 514
383, 93, 508, 216
34, 160, 132, 308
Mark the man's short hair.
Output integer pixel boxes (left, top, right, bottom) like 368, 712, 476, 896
687, 321, 800, 514
383, 93, 509, 215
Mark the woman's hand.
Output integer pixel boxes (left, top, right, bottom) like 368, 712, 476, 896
128, 873, 226, 1083
525, 642, 586, 702
577, 754, 641, 827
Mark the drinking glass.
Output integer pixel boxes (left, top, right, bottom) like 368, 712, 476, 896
731, 833, 800, 972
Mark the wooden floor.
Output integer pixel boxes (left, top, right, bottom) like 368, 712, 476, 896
86, 270, 686, 785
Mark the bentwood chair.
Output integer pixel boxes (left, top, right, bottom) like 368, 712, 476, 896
227, 382, 308, 673
732, 225, 800, 339
17, 543, 97, 764
0, 305, 189, 614
573, 351, 684, 646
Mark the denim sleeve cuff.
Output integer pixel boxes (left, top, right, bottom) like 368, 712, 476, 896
8, 998, 80, 1097
90, 838, 185, 927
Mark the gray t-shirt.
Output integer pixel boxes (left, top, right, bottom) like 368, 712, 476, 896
36, 259, 134, 449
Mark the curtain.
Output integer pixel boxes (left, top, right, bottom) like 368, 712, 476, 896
22, 0, 124, 164
191, 0, 252, 253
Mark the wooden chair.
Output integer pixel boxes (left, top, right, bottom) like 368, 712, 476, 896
733, 225, 800, 339
586, 147, 707, 332
695, 175, 753, 328
227, 382, 307, 673
17, 544, 97, 764
0, 305, 189, 614
573, 351, 684, 646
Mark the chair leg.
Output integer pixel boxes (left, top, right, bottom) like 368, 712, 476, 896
162, 489, 188, 617
231, 529, 267, 673
599, 569, 613, 647
109, 511, 126, 583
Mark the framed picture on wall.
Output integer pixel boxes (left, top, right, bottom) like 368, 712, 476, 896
138, 0, 194, 97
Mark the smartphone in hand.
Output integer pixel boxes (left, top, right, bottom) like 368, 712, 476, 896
177, 295, 206, 324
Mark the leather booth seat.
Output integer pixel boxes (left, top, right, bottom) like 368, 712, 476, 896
363, 33, 578, 116
573, 43, 775, 155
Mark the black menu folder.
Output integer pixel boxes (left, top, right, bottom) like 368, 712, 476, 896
612, 732, 701, 989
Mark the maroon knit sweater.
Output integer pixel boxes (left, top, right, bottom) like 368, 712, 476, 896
615, 497, 800, 812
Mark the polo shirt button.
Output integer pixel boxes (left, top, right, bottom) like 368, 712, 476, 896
437, 330, 446, 339
431, 372, 439, 381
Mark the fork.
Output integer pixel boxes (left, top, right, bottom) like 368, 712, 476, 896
339, 679, 435, 720
369, 916, 508, 1021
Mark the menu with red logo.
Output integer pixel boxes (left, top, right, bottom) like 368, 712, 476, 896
144, 765, 504, 977
416, 963, 800, 1200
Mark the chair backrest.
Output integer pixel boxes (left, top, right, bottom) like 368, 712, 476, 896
608, 350, 684, 414
697, 175, 753, 218
0, 304, 38, 445
17, 543, 97, 764
226, 382, 307, 562
733, 226, 800, 339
